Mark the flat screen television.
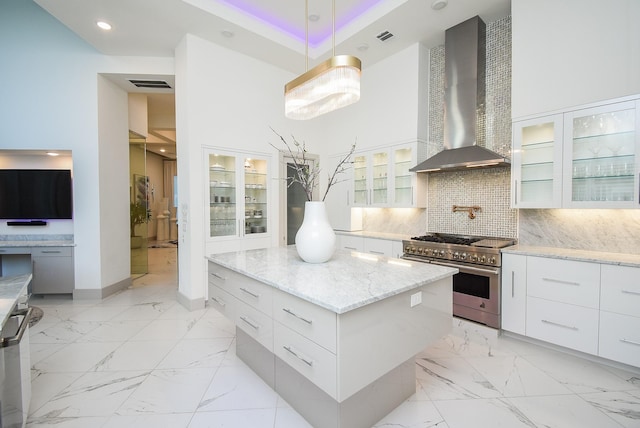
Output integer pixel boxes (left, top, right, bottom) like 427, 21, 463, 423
0, 169, 73, 220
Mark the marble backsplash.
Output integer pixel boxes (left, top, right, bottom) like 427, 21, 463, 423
519, 209, 640, 254
362, 208, 426, 237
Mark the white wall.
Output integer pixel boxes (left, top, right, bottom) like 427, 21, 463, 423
512, 0, 640, 118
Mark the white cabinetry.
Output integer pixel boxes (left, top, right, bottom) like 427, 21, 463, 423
501, 253, 527, 335
501, 253, 640, 368
204, 148, 272, 253
512, 95, 640, 209
352, 142, 427, 208
325, 154, 362, 232
336, 234, 402, 258
31, 247, 75, 294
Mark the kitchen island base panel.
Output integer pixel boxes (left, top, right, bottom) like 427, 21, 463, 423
238, 328, 415, 428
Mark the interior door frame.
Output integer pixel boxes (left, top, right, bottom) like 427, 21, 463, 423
278, 150, 319, 247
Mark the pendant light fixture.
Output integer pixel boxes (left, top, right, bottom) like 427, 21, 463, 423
284, 0, 361, 120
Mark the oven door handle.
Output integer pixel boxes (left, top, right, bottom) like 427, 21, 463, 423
429, 260, 500, 276
0, 307, 33, 348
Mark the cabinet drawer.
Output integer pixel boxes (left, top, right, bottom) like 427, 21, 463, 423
527, 257, 600, 308
208, 262, 272, 316
526, 296, 599, 354
599, 311, 640, 368
235, 300, 273, 352
208, 284, 236, 321
274, 322, 337, 399
273, 290, 337, 353
338, 235, 364, 252
600, 265, 640, 317
363, 238, 392, 257
0, 247, 30, 255
32, 247, 73, 257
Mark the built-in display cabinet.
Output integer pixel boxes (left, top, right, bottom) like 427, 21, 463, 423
204, 148, 272, 252
512, 95, 640, 208
502, 253, 640, 368
351, 142, 427, 208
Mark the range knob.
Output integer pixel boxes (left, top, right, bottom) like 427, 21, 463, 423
417, 247, 424, 254
440, 250, 446, 257
460, 253, 467, 260
453, 252, 460, 259
471, 254, 478, 262
489, 256, 496, 264
480, 255, 486, 263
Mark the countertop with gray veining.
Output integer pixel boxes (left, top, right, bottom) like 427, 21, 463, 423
0, 274, 31, 332
0, 234, 74, 248
502, 245, 640, 268
207, 246, 457, 314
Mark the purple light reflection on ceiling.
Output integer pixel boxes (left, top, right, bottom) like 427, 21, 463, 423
218, 0, 385, 47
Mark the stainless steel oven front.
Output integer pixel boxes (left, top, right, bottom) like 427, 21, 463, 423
428, 259, 501, 329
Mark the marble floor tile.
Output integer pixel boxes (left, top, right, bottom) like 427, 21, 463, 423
580, 390, 640, 428
92, 340, 177, 371
157, 338, 233, 369
189, 409, 276, 428
26, 416, 110, 427
273, 407, 314, 428
128, 318, 194, 342
184, 316, 236, 340
507, 394, 624, 428
103, 413, 193, 428
66, 305, 129, 322
29, 320, 102, 344
33, 342, 121, 373
415, 356, 502, 400
28, 372, 83, 416
110, 300, 176, 321
29, 343, 66, 366
433, 398, 538, 428
30, 370, 149, 418
75, 319, 153, 343
373, 398, 447, 427
117, 368, 216, 415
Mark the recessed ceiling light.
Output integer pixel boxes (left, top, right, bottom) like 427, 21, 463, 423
46, 152, 59, 157
356, 43, 369, 52
160, 149, 166, 153
308, 14, 320, 22
431, 0, 448, 10
221, 30, 234, 38
96, 21, 112, 30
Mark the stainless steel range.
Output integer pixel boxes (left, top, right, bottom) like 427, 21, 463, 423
402, 233, 515, 328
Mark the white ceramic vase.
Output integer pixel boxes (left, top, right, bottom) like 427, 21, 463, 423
295, 201, 336, 263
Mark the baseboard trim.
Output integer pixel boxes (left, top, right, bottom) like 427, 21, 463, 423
176, 290, 205, 311
72, 277, 131, 300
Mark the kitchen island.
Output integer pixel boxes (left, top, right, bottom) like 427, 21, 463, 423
207, 246, 456, 428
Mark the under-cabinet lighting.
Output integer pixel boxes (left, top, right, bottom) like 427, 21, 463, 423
46, 152, 59, 157
466, 162, 499, 168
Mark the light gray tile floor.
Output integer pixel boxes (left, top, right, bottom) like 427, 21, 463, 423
26, 247, 640, 427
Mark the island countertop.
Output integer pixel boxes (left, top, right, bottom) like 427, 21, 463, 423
207, 246, 457, 314
0, 274, 32, 332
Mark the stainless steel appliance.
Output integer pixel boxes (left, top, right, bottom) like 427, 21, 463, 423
402, 233, 515, 328
1, 307, 32, 428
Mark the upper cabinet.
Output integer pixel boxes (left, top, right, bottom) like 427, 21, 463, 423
512, 95, 640, 209
204, 148, 272, 253
512, 114, 564, 208
351, 142, 427, 208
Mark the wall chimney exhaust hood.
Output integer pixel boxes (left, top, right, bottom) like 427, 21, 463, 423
411, 16, 510, 173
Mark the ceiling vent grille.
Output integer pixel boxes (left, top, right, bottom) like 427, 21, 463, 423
376, 30, 394, 42
129, 79, 172, 89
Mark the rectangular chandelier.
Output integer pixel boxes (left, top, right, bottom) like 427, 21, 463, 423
284, 55, 361, 120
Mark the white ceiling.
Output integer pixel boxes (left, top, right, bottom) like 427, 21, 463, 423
32, 0, 510, 160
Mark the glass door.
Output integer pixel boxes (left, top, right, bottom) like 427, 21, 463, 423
393, 147, 413, 205
130, 142, 149, 275
513, 115, 563, 208
353, 154, 368, 205
564, 101, 637, 207
371, 151, 388, 204
244, 157, 268, 236
208, 153, 237, 238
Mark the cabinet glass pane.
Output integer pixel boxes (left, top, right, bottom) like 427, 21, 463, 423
394, 147, 412, 204
209, 154, 237, 237
571, 108, 636, 202
372, 151, 388, 204
520, 122, 556, 203
244, 158, 268, 234
353, 155, 367, 204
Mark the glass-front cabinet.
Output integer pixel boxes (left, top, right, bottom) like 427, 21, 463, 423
205, 148, 271, 248
563, 100, 639, 208
511, 95, 640, 209
512, 114, 563, 208
351, 142, 427, 208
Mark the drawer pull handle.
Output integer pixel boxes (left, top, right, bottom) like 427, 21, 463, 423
369, 250, 385, 255
620, 338, 640, 347
621, 289, 640, 296
542, 278, 580, 286
239, 316, 259, 330
239, 287, 260, 298
541, 319, 578, 331
210, 272, 226, 281
210, 296, 225, 307
511, 271, 515, 298
282, 308, 313, 325
283, 345, 313, 367
344, 246, 358, 250
41, 250, 62, 254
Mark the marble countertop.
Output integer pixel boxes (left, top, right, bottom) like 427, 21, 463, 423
334, 230, 408, 241
0, 274, 31, 333
502, 245, 640, 268
207, 246, 457, 314
0, 240, 75, 247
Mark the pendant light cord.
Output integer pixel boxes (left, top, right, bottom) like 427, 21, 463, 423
332, 0, 336, 57
305, 0, 309, 72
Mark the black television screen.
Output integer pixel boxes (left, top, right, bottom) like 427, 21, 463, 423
0, 169, 73, 220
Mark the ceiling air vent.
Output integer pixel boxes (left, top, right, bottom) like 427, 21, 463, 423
129, 79, 172, 89
376, 30, 394, 42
